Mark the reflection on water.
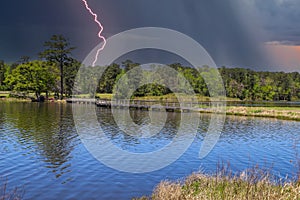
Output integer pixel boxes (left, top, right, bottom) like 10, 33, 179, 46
0, 103, 78, 181
0, 103, 299, 199
97, 108, 183, 152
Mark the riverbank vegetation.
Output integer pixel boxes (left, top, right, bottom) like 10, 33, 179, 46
134, 167, 300, 200
1, 35, 300, 102
0, 179, 23, 200
225, 106, 300, 121
96, 94, 300, 121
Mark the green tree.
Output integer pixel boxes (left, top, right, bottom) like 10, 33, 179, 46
64, 58, 81, 97
4, 61, 58, 99
18, 56, 30, 64
0, 60, 9, 90
98, 63, 122, 93
40, 35, 75, 100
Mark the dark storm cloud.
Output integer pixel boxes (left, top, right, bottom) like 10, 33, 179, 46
89, 0, 269, 68
249, 0, 300, 45
1, 0, 270, 69
0, 1, 81, 61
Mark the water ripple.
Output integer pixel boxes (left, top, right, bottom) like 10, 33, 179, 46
0, 103, 299, 199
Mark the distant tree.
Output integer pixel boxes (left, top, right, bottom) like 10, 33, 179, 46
123, 60, 139, 72
98, 63, 122, 93
64, 58, 81, 97
217, 67, 300, 101
86, 62, 300, 101
74, 65, 105, 97
7, 56, 31, 75
40, 35, 75, 99
18, 56, 30, 64
0, 60, 7, 89
0, 61, 11, 91
4, 61, 58, 99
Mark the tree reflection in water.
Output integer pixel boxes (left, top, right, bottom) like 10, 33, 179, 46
1, 103, 78, 180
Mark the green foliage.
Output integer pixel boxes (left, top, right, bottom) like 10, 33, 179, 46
219, 67, 300, 101
39, 34, 76, 99
64, 58, 81, 97
0, 60, 9, 90
100, 63, 300, 101
98, 63, 122, 93
1, 51, 300, 101
39, 35, 75, 63
4, 60, 59, 98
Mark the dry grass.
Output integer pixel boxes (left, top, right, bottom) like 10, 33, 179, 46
96, 93, 235, 102
0, 179, 23, 200
94, 94, 300, 121
134, 167, 300, 200
226, 106, 300, 121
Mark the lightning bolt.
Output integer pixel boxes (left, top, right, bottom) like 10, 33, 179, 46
81, 0, 107, 66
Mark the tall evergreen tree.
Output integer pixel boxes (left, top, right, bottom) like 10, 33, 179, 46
40, 35, 75, 100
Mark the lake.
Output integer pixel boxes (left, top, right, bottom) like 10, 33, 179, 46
0, 102, 299, 199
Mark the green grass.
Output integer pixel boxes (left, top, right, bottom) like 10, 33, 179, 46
134, 167, 300, 200
96, 93, 113, 99
0, 94, 9, 98
0, 91, 10, 98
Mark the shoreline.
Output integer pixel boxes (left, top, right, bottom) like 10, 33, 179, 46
0, 98, 67, 103
1, 97, 300, 121
203, 106, 300, 121
134, 170, 300, 200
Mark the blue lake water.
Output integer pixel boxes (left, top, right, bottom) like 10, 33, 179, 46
0, 102, 299, 199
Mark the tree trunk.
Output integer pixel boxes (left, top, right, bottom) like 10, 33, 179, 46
60, 60, 64, 100
35, 92, 39, 100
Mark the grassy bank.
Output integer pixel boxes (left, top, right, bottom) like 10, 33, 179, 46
224, 106, 300, 121
2, 92, 300, 121
95, 94, 300, 121
134, 169, 300, 200
0, 98, 31, 102
0, 97, 67, 103
0, 91, 69, 103
133, 94, 300, 121
96, 94, 236, 102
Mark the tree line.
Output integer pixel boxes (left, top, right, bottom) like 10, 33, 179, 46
0, 35, 80, 100
0, 35, 299, 101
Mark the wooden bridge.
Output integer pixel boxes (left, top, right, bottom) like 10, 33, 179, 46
66, 98, 224, 112
66, 98, 96, 104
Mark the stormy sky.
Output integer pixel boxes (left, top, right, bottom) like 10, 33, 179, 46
0, 0, 299, 71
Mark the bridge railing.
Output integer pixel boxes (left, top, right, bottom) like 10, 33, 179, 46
95, 99, 223, 110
